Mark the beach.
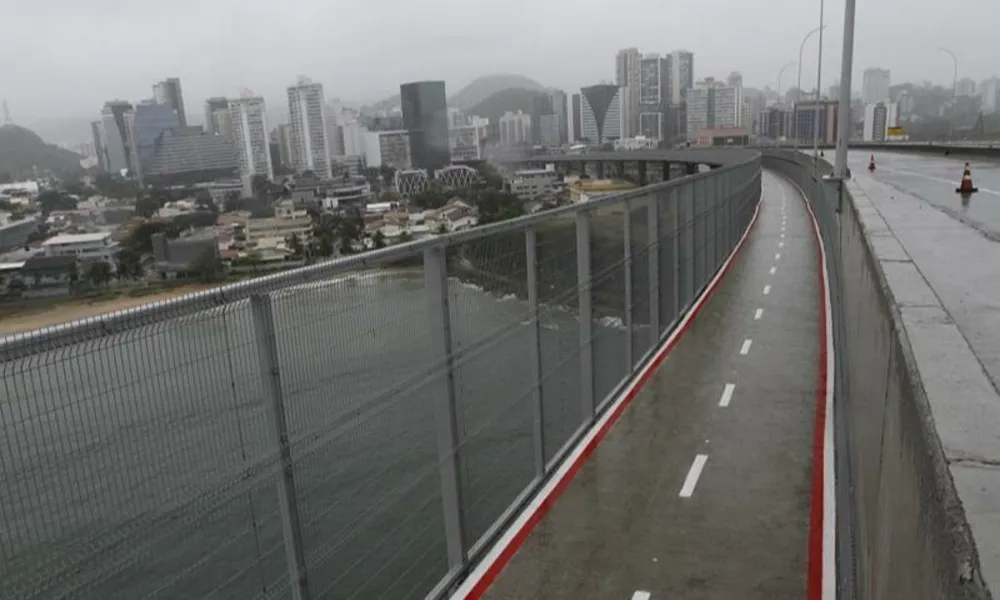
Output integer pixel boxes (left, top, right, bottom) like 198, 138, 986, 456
0, 284, 216, 335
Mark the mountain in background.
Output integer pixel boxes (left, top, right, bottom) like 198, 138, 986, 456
365, 74, 547, 113
0, 124, 83, 178
466, 88, 550, 126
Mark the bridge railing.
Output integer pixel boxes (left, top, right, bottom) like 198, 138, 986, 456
0, 155, 760, 600
762, 150, 993, 600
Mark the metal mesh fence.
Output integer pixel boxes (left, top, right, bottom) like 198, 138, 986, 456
0, 154, 760, 600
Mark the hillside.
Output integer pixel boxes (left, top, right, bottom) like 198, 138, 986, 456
365, 74, 546, 113
0, 124, 82, 178
466, 88, 550, 125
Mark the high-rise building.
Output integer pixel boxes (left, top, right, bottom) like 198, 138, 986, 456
400, 80, 450, 171
363, 130, 411, 169
153, 78, 187, 127
665, 50, 694, 140
794, 100, 840, 145
203, 97, 229, 135
981, 77, 1000, 114
616, 48, 642, 138
450, 120, 488, 162
548, 89, 569, 145
100, 100, 134, 175
639, 53, 666, 140
499, 111, 532, 146
228, 94, 273, 196
861, 68, 891, 104
956, 78, 977, 98
126, 102, 180, 182
530, 95, 554, 145
685, 78, 743, 140
580, 84, 626, 144
863, 102, 900, 141
287, 77, 332, 179
571, 93, 582, 143
271, 124, 293, 168
91, 120, 105, 171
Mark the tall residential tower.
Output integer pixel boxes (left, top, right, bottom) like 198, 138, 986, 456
616, 48, 642, 138
287, 77, 332, 179
228, 93, 273, 196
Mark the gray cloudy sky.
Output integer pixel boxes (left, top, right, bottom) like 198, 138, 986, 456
2, 0, 997, 121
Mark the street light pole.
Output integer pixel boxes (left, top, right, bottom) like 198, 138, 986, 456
794, 25, 826, 149
833, 0, 857, 178
777, 61, 796, 102
939, 47, 958, 97
812, 0, 826, 160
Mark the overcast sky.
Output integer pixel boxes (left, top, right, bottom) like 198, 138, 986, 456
2, 0, 997, 121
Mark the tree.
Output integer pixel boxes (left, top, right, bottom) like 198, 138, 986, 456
189, 249, 225, 283
372, 230, 386, 249
134, 193, 161, 218
251, 174, 270, 200
37, 190, 76, 215
473, 189, 525, 225
286, 233, 304, 257
115, 247, 143, 280
412, 184, 448, 210
379, 190, 401, 204
86, 261, 113, 288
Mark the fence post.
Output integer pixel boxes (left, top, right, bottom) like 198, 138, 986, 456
525, 228, 546, 478
672, 189, 681, 317
647, 195, 660, 340
683, 184, 696, 305
622, 200, 634, 371
250, 293, 311, 600
422, 245, 467, 573
576, 211, 595, 421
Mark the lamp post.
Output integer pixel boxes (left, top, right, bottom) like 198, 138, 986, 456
811, 0, 826, 160
833, 0, 857, 178
939, 47, 958, 98
777, 61, 796, 103
793, 25, 826, 149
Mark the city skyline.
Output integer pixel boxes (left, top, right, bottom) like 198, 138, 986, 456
4, 0, 999, 124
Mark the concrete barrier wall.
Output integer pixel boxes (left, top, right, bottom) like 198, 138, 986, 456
762, 151, 994, 600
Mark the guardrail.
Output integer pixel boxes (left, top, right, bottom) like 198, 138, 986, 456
762, 150, 993, 600
0, 153, 761, 599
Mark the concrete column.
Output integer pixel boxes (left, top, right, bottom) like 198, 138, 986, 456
638, 162, 648, 186
685, 163, 698, 175
661, 161, 671, 181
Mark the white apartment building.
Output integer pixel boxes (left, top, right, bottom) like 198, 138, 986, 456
981, 77, 1000, 114
616, 47, 642, 138
507, 166, 560, 200
42, 232, 118, 264
685, 78, 743, 140
229, 95, 273, 197
580, 84, 626, 144
863, 102, 900, 141
862, 68, 891, 104
499, 111, 532, 146
449, 123, 486, 161
287, 77, 332, 179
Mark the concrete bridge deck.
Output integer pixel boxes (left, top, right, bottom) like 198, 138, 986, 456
452, 172, 832, 600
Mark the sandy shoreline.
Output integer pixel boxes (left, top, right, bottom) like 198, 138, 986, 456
0, 284, 216, 336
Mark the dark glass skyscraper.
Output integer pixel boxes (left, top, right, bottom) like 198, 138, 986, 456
400, 81, 449, 171
154, 78, 187, 127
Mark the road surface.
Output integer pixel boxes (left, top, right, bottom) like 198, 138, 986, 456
477, 171, 823, 600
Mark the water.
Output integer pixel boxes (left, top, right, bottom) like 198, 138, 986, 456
0, 269, 629, 600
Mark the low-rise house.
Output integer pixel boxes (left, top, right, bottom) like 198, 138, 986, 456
151, 232, 220, 278
41, 232, 117, 266
17, 255, 77, 297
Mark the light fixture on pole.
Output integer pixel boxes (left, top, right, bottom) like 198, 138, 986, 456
777, 61, 796, 103
793, 25, 826, 149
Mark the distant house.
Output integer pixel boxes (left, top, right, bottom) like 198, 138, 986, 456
151, 232, 220, 278
18, 255, 77, 297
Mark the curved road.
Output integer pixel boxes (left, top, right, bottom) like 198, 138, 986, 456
850, 150, 1000, 237
460, 172, 826, 600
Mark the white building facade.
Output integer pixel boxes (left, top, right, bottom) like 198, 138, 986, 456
863, 102, 900, 141
580, 84, 626, 144
499, 111, 532, 146
229, 95, 273, 197
287, 77, 332, 179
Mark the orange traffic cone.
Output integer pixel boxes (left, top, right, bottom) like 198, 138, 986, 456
868, 155, 876, 172
955, 163, 979, 194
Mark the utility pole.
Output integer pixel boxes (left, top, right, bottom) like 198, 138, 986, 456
833, 0, 857, 178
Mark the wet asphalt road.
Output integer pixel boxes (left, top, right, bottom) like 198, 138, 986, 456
850, 150, 1000, 237
482, 172, 820, 600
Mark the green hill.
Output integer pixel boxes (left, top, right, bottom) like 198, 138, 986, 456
466, 88, 550, 124
365, 74, 547, 113
0, 124, 82, 179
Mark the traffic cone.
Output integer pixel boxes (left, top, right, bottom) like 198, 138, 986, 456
868, 155, 876, 172
955, 163, 979, 194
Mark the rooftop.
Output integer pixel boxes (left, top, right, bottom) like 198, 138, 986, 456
41, 232, 112, 246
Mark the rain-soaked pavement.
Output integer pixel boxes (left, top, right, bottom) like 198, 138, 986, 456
482, 172, 821, 600
850, 150, 1000, 238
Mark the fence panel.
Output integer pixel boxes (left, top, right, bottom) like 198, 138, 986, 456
0, 153, 761, 600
